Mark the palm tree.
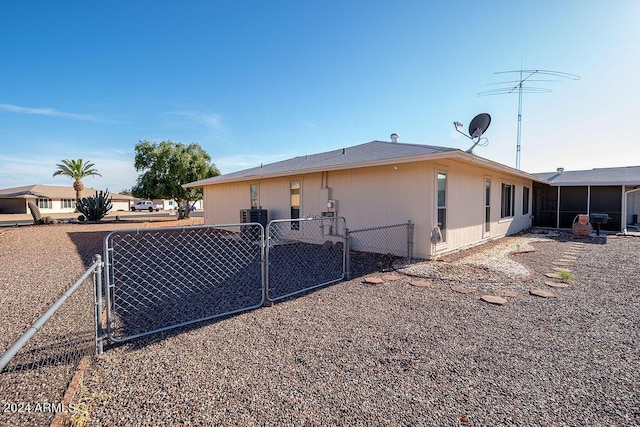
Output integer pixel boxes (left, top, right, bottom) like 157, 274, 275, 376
53, 159, 102, 200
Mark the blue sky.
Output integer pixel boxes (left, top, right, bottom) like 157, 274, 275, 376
1, 1, 638, 192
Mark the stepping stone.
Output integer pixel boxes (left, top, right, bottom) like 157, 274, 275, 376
364, 277, 384, 285
545, 281, 569, 288
451, 285, 472, 294
530, 289, 556, 298
496, 289, 519, 297
544, 272, 562, 279
552, 261, 571, 266
561, 256, 578, 261
480, 295, 508, 305
381, 273, 401, 281
556, 258, 575, 263
553, 267, 573, 273
564, 251, 580, 256
410, 279, 431, 287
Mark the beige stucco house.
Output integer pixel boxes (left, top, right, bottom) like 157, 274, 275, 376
185, 140, 546, 259
0, 184, 135, 214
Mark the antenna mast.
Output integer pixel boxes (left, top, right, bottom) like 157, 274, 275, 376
479, 69, 580, 170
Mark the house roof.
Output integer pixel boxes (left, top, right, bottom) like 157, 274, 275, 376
185, 140, 546, 187
534, 166, 640, 186
0, 184, 136, 201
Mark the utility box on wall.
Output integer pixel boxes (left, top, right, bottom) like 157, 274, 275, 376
327, 199, 337, 214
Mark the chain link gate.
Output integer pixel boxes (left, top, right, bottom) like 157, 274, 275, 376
103, 224, 265, 342
266, 217, 347, 302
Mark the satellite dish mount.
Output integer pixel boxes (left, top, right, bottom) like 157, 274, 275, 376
453, 113, 491, 153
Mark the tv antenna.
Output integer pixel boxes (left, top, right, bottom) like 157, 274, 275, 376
479, 69, 580, 169
453, 112, 491, 153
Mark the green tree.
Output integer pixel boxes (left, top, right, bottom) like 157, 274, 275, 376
52, 159, 102, 200
132, 140, 219, 218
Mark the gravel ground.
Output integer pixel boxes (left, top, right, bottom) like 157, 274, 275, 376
1, 224, 639, 426
0, 218, 203, 427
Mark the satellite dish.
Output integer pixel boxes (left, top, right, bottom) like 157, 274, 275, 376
453, 113, 492, 153
468, 113, 491, 138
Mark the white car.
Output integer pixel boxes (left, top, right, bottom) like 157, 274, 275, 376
130, 201, 161, 212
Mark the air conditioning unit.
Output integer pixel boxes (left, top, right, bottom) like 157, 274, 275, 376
240, 209, 268, 227
240, 209, 268, 241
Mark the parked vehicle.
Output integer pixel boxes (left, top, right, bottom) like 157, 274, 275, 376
130, 200, 162, 212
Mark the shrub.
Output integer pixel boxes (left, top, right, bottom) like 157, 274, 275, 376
76, 190, 113, 221
558, 269, 575, 283
43, 216, 57, 225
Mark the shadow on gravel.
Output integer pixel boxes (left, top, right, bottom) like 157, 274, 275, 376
67, 230, 109, 267
531, 230, 608, 245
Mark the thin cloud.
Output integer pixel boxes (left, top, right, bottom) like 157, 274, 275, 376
164, 111, 223, 131
0, 103, 100, 121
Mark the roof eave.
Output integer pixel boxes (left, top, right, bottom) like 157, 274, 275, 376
184, 149, 548, 188
183, 151, 461, 188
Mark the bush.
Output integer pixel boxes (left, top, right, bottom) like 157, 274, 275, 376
76, 190, 113, 221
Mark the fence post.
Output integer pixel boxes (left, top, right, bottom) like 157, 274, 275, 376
94, 254, 104, 355
407, 220, 414, 260
344, 228, 351, 280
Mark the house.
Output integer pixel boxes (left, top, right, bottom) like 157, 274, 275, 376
532, 166, 640, 232
0, 184, 136, 214
184, 140, 547, 259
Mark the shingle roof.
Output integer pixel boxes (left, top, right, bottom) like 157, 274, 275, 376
187, 140, 459, 186
534, 166, 640, 186
0, 184, 135, 201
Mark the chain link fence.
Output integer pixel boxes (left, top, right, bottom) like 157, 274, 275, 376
104, 224, 265, 342
0, 257, 102, 427
346, 221, 414, 259
266, 217, 347, 301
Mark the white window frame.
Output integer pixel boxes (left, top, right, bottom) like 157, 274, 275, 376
436, 171, 447, 243
501, 183, 515, 219
522, 186, 530, 216
484, 179, 491, 236
37, 198, 51, 209
250, 183, 259, 209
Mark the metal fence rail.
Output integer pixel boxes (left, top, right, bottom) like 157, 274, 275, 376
104, 224, 265, 342
266, 217, 347, 302
0, 256, 102, 427
346, 221, 414, 259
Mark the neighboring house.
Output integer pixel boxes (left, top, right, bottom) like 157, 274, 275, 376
532, 166, 640, 232
185, 140, 546, 259
0, 185, 136, 214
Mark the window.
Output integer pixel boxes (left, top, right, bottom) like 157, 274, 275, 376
290, 180, 300, 230
485, 180, 491, 233
37, 198, 51, 209
501, 183, 514, 218
62, 199, 75, 209
250, 184, 259, 209
522, 186, 530, 215
437, 172, 447, 242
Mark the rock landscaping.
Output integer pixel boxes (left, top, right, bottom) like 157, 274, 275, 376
0, 225, 638, 426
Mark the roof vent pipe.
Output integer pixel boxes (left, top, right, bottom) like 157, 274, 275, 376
557, 167, 564, 174
390, 133, 399, 143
